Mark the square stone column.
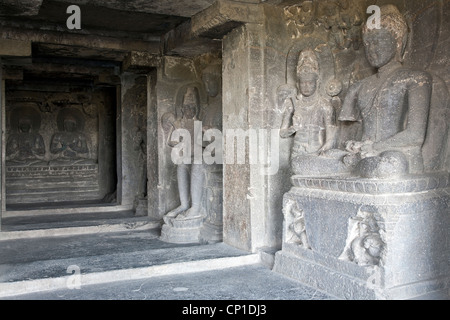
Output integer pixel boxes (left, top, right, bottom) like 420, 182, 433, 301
223, 22, 286, 252
118, 73, 148, 209
0, 59, 4, 226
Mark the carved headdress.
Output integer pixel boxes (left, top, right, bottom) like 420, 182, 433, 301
182, 87, 200, 106
297, 48, 320, 81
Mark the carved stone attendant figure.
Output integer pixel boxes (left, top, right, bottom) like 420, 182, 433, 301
50, 109, 92, 165
280, 49, 337, 174
339, 208, 384, 266
6, 112, 46, 166
163, 87, 205, 221
283, 199, 310, 249
201, 63, 222, 131
339, 5, 433, 178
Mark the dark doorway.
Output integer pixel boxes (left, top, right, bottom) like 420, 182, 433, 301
4, 56, 119, 210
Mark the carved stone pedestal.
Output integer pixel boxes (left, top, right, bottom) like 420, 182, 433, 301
160, 215, 204, 244
273, 173, 450, 300
6, 164, 100, 204
199, 221, 223, 244
199, 166, 223, 244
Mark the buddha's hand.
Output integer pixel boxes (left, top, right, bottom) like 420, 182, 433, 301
345, 140, 376, 159
360, 141, 376, 158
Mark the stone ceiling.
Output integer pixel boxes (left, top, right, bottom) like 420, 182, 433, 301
0, 0, 218, 18
0, 0, 216, 40
0, 0, 275, 81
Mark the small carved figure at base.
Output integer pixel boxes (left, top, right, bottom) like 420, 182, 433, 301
283, 199, 311, 249
339, 207, 384, 266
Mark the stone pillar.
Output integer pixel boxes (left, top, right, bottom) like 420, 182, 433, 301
146, 69, 159, 219
118, 73, 148, 209
0, 59, 4, 226
190, 0, 284, 253
121, 52, 160, 217
223, 23, 274, 252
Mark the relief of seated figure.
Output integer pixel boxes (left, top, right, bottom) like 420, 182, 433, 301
336, 4, 433, 178
50, 109, 94, 165
279, 48, 338, 176
294, 5, 446, 179
6, 114, 46, 166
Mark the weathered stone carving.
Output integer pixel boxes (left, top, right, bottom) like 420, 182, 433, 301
325, 77, 343, 112
162, 86, 204, 222
284, 0, 364, 50
279, 48, 337, 175
160, 61, 223, 244
201, 63, 222, 131
6, 106, 46, 166
337, 4, 448, 178
283, 199, 310, 249
50, 108, 93, 165
339, 207, 384, 266
284, 0, 316, 37
274, 4, 450, 300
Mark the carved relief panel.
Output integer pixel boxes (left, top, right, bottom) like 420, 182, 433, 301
5, 87, 115, 205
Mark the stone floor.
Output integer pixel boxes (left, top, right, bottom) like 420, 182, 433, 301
0, 210, 335, 301
3, 263, 334, 300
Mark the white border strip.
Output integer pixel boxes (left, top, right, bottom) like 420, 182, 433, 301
0, 220, 160, 241
2, 205, 134, 218
0, 254, 261, 298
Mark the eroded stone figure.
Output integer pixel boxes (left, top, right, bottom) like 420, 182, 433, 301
339, 207, 384, 266
50, 109, 93, 165
279, 48, 337, 174
283, 199, 310, 249
163, 87, 205, 222
338, 5, 433, 178
201, 63, 222, 131
6, 114, 46, 166
285, 0, 316, 36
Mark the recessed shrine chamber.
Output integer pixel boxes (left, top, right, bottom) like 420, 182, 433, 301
5, 63, 117, 207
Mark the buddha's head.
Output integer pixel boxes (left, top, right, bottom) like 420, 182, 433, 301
18, 118, 32, 133
362, 5, 408, 68
63, 115, 78, 132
